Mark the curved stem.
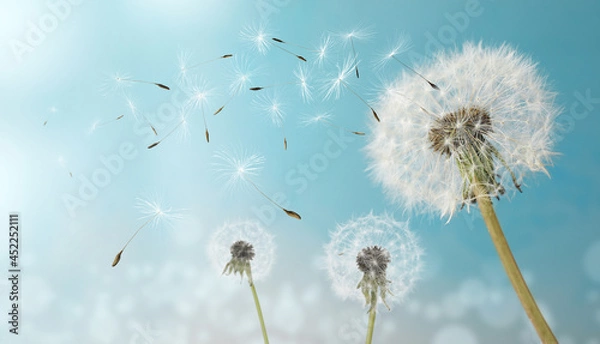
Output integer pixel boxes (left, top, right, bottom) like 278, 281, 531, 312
365, 291, 377, 344
472, 181, 557, 343
247, 268, 270, 344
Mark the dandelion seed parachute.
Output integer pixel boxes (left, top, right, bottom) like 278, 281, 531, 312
365, 42, 559, 218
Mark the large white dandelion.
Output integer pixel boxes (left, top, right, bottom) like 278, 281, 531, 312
366, 42, 559, 219
365, 42, 560, 342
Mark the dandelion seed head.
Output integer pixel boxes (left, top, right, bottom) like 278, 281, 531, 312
213, 148, 265, 192
230, 240, 255, 261
324, 212, 423, 310
208, 220, 275, 281
365, 42, 560, 218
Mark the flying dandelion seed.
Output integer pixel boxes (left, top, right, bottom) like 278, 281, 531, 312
240, 22, 271, 55
375, 34, 439, 90
112, 195, 184, 267
212, 55, 260, 116
301, 111, 365, 136
323, 57, 380, 122
87, 114, 125, 135
249, 65, 313, 103
270, 37, 308, 62
103, 72, 169, 92
121, 77, 170, 90
338, 25, 375, 78
365, 42, 560, 342
147, 110, 191, 149
324, 212, 423, 343
124, 96, 158, 135
43, 106, 58, 126
208, 220, 275, 342
213, 148, 301, 220
252, 93, 290, 150
100, 71, 132, 95
185, 78, 214, 143
57, 155, 73, 178
315, 34, 335, 67
178, 51, 233, 84
240, 23, 306, 61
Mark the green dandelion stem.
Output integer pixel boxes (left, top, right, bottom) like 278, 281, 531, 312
473, 180, 557, 344
247, 268, 270, 344
365, 290, 377, 344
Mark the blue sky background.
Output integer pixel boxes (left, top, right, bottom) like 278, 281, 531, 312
1, 0, 599, 343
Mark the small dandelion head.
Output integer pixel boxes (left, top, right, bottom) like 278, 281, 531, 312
208, 220, 275, 282
356, 246, 391, 275
230, 240, 255, 261
240, 22, 272, 55
365, 42, 560, 218
212, 147, 265, 192
324, 212, 423, 311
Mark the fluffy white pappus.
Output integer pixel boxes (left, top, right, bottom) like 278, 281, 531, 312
365, 42, 560, 218
323, 212, 423, 309
208, 220, 275, 281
